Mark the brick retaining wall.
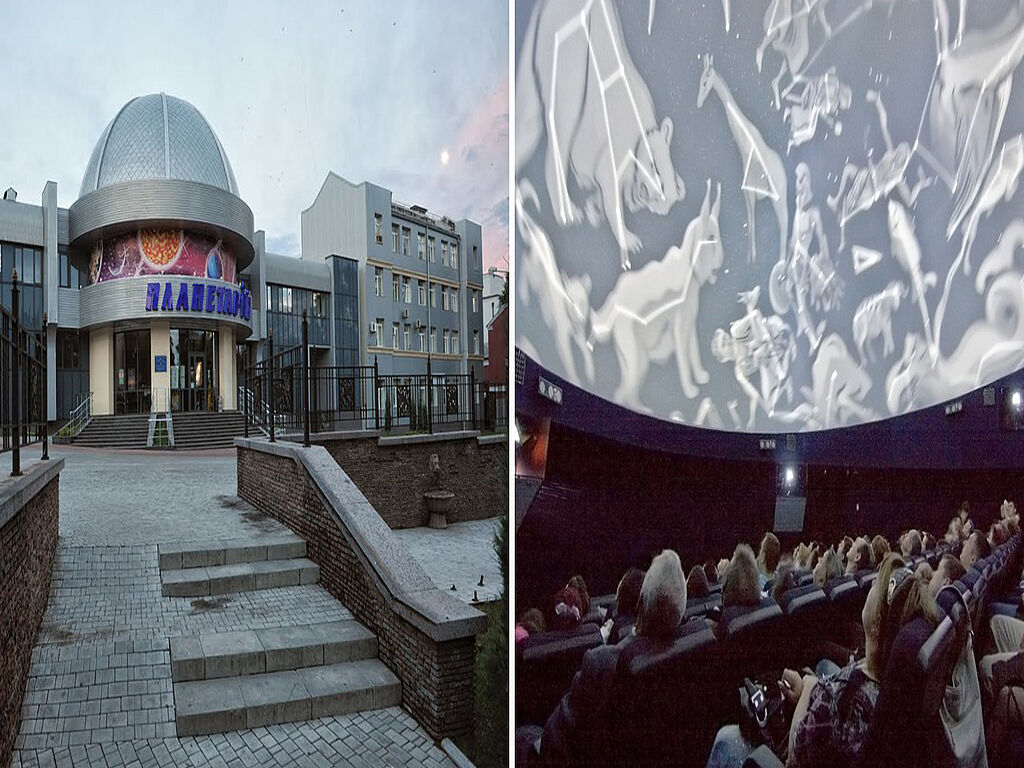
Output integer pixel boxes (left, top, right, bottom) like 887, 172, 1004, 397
313, 432, 507, 529
0, 459, 63, 768
236, 441, 485, 740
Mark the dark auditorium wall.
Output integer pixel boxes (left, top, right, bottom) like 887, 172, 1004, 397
515, 355, 1024, 612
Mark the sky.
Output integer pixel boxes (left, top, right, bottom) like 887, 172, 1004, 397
0, 0, 509, 273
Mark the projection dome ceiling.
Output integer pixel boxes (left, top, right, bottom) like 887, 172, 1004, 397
515, 0, 1024, 432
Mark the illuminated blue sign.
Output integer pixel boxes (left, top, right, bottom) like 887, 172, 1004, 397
144, 282, 251, 321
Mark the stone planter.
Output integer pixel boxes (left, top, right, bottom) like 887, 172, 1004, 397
424, 490, 455, 529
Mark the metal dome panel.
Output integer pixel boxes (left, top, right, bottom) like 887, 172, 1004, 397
79, 93, 239, 198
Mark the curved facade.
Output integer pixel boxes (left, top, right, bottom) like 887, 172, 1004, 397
68, 94, 254, 416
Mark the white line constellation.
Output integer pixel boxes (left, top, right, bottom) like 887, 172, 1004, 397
547, 0, 666, 254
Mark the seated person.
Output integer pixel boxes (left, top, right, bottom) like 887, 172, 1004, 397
604, 566, 645, 644
899, 529, 922, 558
535, 550, 687, 764
758, 532, 782, 590
945, 517, 964, 546
567, 575, 591, 618
687, 564, 711, 600
705, 554, 939, 768
515, 608, 546, 644
772, 560, 800, 604
793, 542, 812, 571
708, 544, 762, 635
550, 585, 586, 631
960, 530, 991, 572
716, 557, 730, 582
870, 535, 890, 568
989, 521, 1010, 548
914, 561, 933, 585
837, 536, 854, 561
845, 537, 872, 575
813, 547, 843, 588
980, 613, 1024, 699
921, 532, 936, 552
703, 559, 719, 586
926, 553, 966, 598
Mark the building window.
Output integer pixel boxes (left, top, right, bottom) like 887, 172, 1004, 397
392, 275, 400, 302
374, 319, 383, 345
443, 329, 450, 354
312, 292, 325, 318
418, 233, 425, 260
392, 224, 399, 252
392, 322, 400, 350
402, 228, 410, 256
430, 239, 437, 263
418, 281, 426, 306
442, 288, 449, 312
374, 213, 383, 244
418, 329, 425, 351
374, 267, 383, 297
451, 288, 458, 313
58, 248, 83, 289
472, 289, 478, 312
403, 324, 411, 350
428, 237, 435, 262
452, 331, 459, 355
430, 285, 437, 308
451, 244, 458, 269
473, 245, 478, 268
430, 327, 437, 352
402, 276, 410, 303
281, 286, 292, 312
473, 330, 480, 355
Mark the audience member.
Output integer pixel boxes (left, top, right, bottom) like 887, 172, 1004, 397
567, 575, 591, 617
550, 585, 585, 631
703, 559, 719, 585
772, 560, 799, 605
926, 553, 966, 597
537, 551, 688, 764
845, 538, 872, 575
837, 536, 854, 560
921, 532, 936, 552
793, 542, 812, 571
900, 529, 922, 557
989, 522, 1010, 548
605, 567, 645, 645
813, 547, 843, 587
706, 553, 940, 767
914, 561, 933, 585
870, 535, 890, 568
757, 532, 782, 588
721, 544, 762, 610
960, 530, 991, 571
716, 558, 730, 581
515, 608, 546, 644
687, 565, 710, 600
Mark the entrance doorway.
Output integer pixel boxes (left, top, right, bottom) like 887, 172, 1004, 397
114, 329, 151, 414
170, 328, 218, 411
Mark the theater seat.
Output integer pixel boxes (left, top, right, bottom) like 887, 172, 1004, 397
611, 618, 718, 767
684, 591, 721, 619
515, 622, 604, 725
777, 584, 829, 668
823, 574, 863, 646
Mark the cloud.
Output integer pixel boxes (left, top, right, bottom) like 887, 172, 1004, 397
0, 0, 508, 271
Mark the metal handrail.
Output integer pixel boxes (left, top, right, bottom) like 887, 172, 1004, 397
64, 391, 93, 439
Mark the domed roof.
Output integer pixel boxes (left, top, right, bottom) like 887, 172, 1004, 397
79, 93, 239, 198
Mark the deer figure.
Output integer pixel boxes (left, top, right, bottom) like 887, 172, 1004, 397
697, 54, 789, 266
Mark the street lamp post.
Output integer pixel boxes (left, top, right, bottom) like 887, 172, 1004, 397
424, 221, 432, 433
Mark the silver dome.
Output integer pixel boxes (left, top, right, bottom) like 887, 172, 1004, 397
79, 93, 239, 198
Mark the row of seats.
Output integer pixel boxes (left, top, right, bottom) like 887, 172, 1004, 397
516, 550, 941, 726
516, 537, 1022, 767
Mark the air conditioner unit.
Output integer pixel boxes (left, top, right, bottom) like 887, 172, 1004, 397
401, 309, 409, 319
369, 322, 377, 333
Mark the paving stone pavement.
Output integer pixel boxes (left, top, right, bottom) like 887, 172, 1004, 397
393, 518, 502, 604
12, 446, 458, 767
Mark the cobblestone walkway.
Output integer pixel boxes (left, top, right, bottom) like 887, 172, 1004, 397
12, 446, 457, 767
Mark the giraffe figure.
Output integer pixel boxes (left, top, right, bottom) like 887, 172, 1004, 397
697, 55, 789, 266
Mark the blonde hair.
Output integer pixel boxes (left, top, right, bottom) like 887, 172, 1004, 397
635, 550, 687, 639
813, 547, 843, 587
722, 544, 761, 608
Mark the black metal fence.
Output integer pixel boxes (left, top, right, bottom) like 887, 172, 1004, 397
241, 314, 508, 443
1, 273, 49, 474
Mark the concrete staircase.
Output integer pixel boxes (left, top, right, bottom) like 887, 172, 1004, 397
160, 534, 401, 736
72, 414, 150, 449
171, 411, 246, 450
158, 534, 319, 597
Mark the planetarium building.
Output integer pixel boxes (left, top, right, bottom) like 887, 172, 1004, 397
69, 93, 255, 415
0, 93, 486, 426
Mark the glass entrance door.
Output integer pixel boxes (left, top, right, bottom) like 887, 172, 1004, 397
114, 330, 151, 414
170, 328, 218, 411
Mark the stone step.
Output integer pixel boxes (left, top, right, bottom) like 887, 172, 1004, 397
170, 621, 377, 682
161, 558, 319, 597
158, 534, 307, 571
173, 659, 401, 736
